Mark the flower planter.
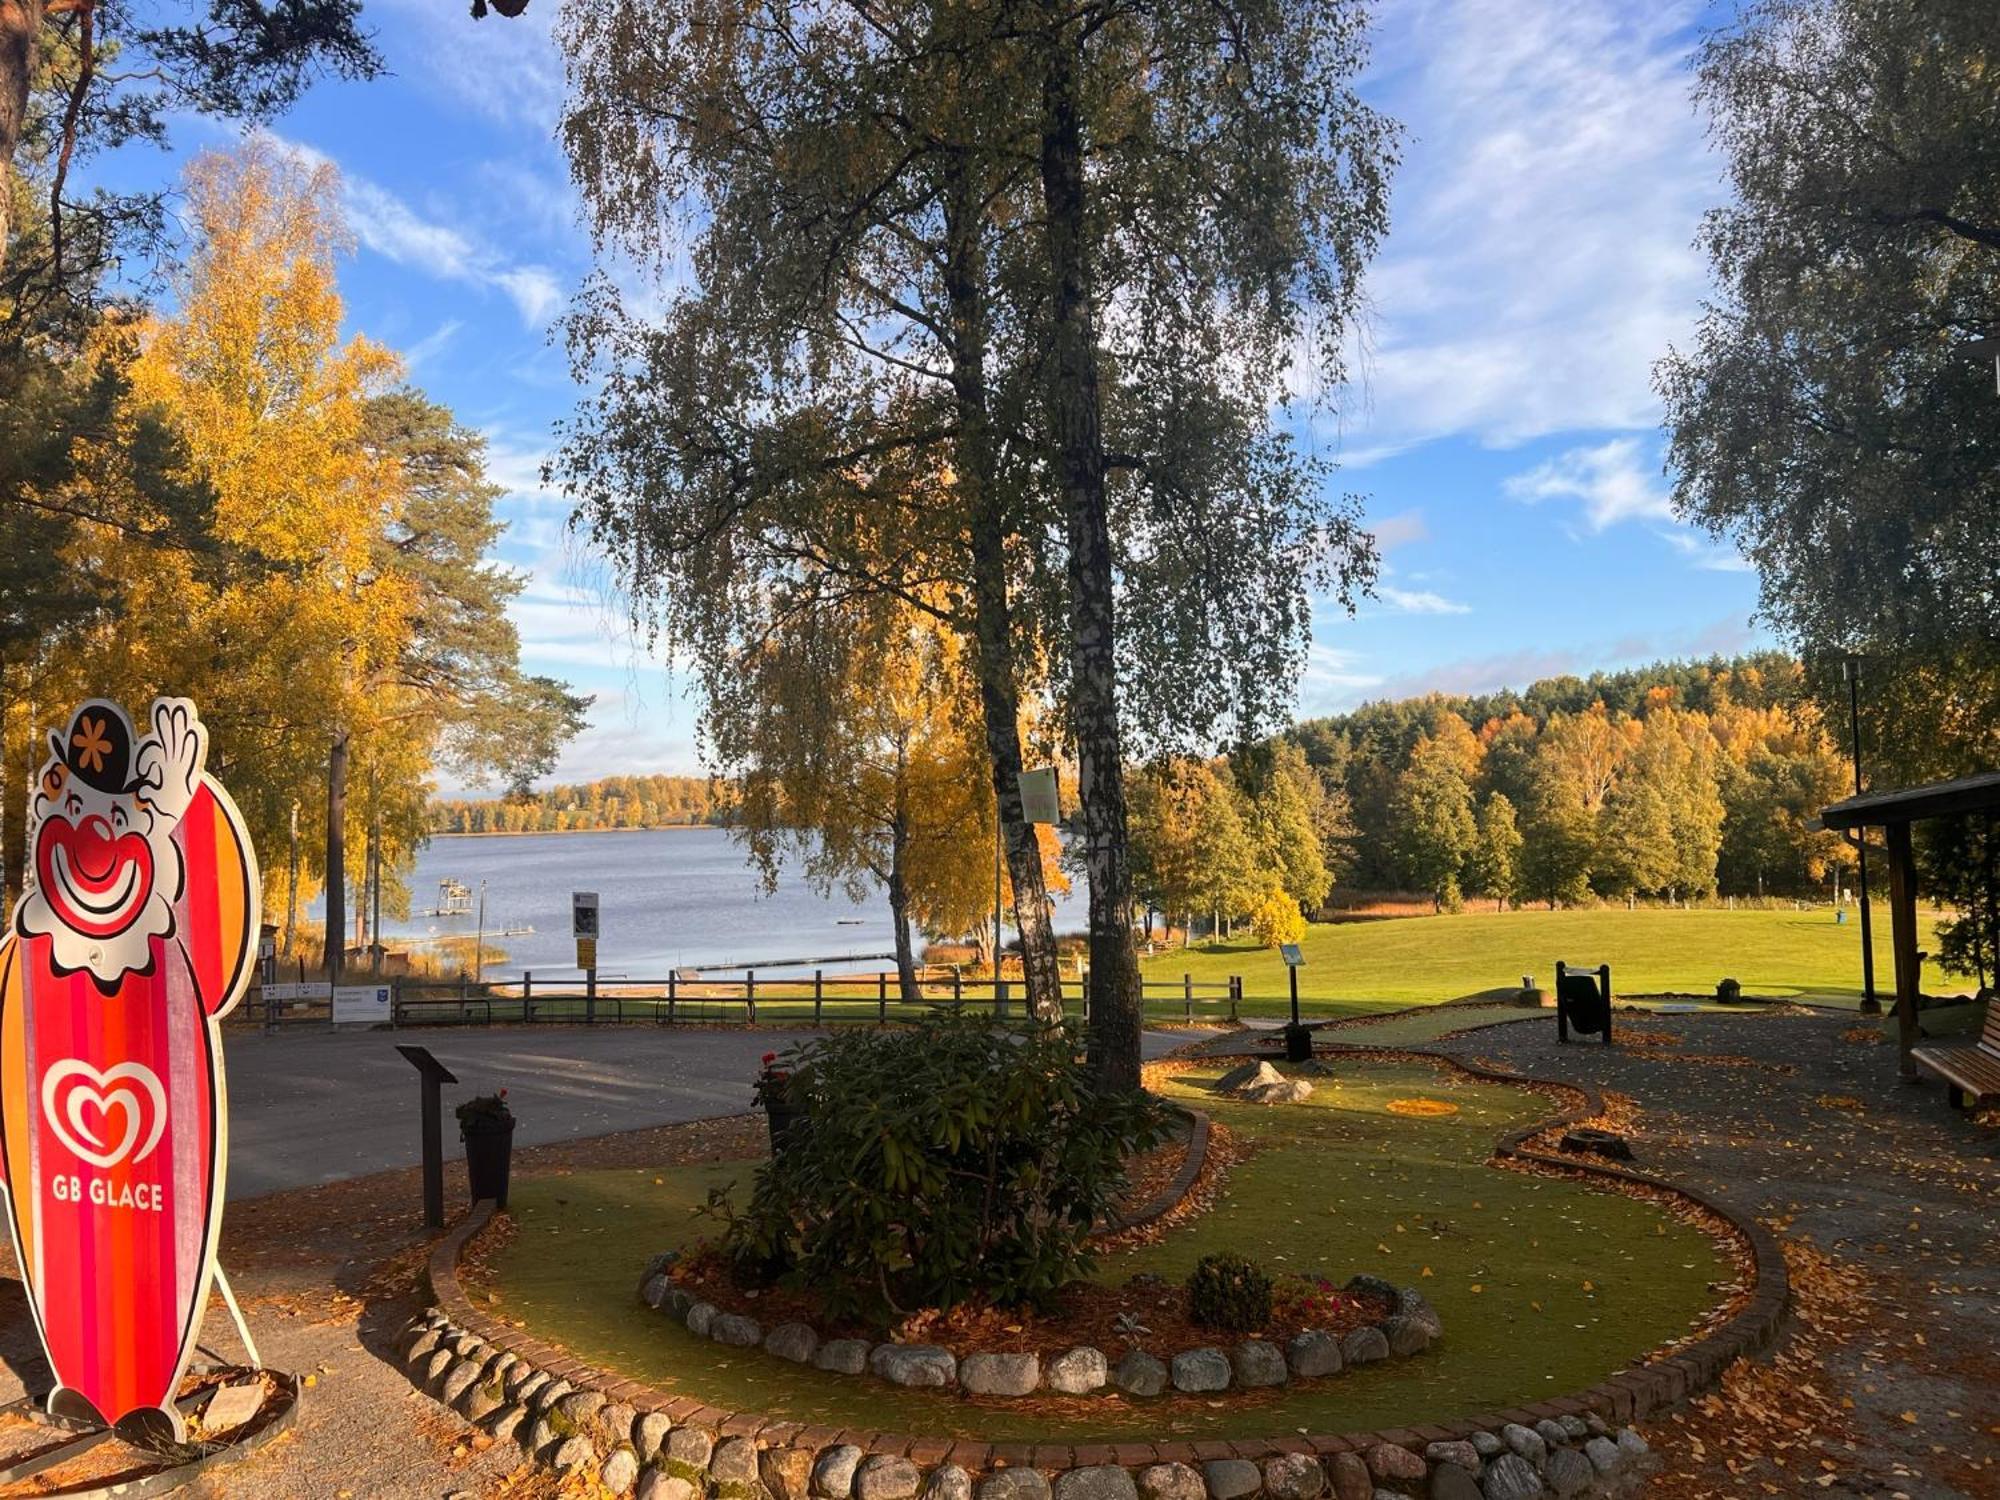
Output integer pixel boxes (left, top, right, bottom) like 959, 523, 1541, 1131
463, 1116, 515, 1208
763, 1094, 808, 1155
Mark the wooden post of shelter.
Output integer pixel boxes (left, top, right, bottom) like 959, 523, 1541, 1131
1818, 770, 2000, 1084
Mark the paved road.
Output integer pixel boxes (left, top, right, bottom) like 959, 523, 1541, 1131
222, 1024, 1200, 1199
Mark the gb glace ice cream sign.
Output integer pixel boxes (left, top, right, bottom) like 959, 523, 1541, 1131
0, 698, 257, 1441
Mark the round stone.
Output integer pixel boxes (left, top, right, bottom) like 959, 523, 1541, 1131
869, 1343, 956, 1388
1427, 1463, 1481, 1500
1364, 1445, 1423, 1484
459, 1380, 503, 1423
438, 1358, 482, 1408
601, 1402, 636, 1443
641, 1274, 672, 1308
531, 1377, 572, 1415
1480, 1453, 1542, 1500
405, 1326, 442, 1362
634, 1410, 671, 1457
1113, 1350, 1168, 1397
1262, 1452, 1325, 1499
711, 1312, 763, 1347
1393, 1286, 1444, 1339
1286, 1329, 1342, 1379
813, 1443, 864, 1499
1546, 1447, 1594, 1498
1558, 1415, 1589, 1441
683, 1301, 717, 1337
855, 1455, 923, 1500
1137, 1461, 1205, 1500
977, 1470, 1052, 1500
961, 1351, 1040, 1395
763, 1448, 816, 1500
421, 1349, 455, 1389
766, 1321, 820, 1364
1231, 1340, 1288, 1388
711, 1437, 760, 1485
1169, 1346, 1231, 1392
1381, 1314, 1431, 1357
1615, 1427, 1649, 1460
1469, 1431, 1504, 1459
1423, 1440, 1478, 1473
1534, 1418, 1568, 1450
1339, 1326, 1389, 1365
1500, 1422, 1545, 1466
552, 1434, 596, 1474
1051, 1466, 1138, 1500
604, 1446, 642, 1495
559, 1389, 607, 1426
482, 1402, 526, 1445
1044, 1346, 1108, 1394
923, 1464, 973, 1500
1326, 1452, 1370, 1500
1584, 1436, 1622, 1475
815, 1338, 872, 1374
1202, 1459, 1260, 1500
666, 1426, 715, 1468
637, 1469, 696, 1500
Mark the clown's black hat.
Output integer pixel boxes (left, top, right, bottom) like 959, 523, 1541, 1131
48, 702, 140, 796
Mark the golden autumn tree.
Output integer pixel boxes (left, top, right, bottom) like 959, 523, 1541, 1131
722, 585, 1058, 1008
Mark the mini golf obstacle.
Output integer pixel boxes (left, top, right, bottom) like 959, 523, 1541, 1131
1555, 960, 1613, 1045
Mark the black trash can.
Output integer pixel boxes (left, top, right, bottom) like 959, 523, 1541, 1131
463, 1114, 515, 1207
1283, 1021, 1314, 1062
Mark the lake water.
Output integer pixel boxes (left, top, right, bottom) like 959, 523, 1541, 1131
349, 827, 1083, 979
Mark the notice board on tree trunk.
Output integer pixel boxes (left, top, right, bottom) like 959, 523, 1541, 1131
0, 697, 259, 1442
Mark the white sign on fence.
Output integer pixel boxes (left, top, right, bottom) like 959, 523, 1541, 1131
572, 890, 599, 939
259, 982, 319, 1003
331, 984, 393, 1026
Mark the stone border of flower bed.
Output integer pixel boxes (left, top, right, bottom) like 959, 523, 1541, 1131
404, 1040, 1789, 1500
635, 1263, 1434, 1400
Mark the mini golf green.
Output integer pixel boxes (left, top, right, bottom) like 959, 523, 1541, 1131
477, 1059, 1728, 1438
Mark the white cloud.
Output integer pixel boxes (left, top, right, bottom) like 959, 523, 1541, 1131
403, 318, 463, 370
1655, 527, 1753, 572
1336, 0, 1716, 458
1369, 509, 1429, 551
276, 136, 565, 326
1503, 437, 1672, 531
1376, 584, 1472, 615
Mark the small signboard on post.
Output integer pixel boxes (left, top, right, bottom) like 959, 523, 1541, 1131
573, 891, 600, 1020
1020, 766, 1061, 825
1278, 944, 1310, 1061
1279, 943, 1304, 968
331, 984, 392, 1027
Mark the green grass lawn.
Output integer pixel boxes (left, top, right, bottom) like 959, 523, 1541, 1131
1142, 905, 1962, 1013
480, 1059, 1726, 1439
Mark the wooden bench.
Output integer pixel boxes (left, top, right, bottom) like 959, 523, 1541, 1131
1911, 1002, 2000, 1109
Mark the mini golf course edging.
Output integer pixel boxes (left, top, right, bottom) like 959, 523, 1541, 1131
396, 1040, 1789, 1500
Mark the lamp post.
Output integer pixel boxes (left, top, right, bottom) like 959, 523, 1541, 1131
1843, 655, 1879, 1015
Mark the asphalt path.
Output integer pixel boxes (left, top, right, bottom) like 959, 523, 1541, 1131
221, 1023, 1200, 1199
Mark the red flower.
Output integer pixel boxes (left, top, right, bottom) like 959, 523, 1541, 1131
761, 1052, 777, 1066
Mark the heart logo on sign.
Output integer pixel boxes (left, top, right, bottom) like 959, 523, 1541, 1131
39, 1060, 168, 1170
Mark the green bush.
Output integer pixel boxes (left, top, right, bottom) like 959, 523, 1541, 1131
710, 1015, 1167, 1325
1186, 1250, 1272, 1332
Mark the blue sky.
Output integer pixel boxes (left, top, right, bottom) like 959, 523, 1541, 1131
102, 0, 1767, 784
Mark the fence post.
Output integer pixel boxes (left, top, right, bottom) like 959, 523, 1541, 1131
878, 970, 887, 1023
1184, 972, 1193, 1022
667, 971, 677, 1025
1230, 975, 1240, 1022
458, 970, 468, 1025
953, 968, 963, 1009
814, 969, 823, 1026
391, 976, 401, 1028
994, 977, 1006, 1018
747, 970, 757, 1023
523, 970, 533, 1024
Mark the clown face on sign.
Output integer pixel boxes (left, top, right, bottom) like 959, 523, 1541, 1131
0, 697, 257, 1442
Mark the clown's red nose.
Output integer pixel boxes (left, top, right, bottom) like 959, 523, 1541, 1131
71, 817, 119, 883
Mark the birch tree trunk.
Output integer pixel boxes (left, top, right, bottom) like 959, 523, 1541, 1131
1038, 22, 1142, 1091
943, 152, 1065, 1023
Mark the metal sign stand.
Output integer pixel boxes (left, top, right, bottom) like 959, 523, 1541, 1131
1279, 943, 1312, 1061
397, 1043, 460, 1228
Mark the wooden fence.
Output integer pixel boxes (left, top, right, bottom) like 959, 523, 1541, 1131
246, 969, 1242, 1030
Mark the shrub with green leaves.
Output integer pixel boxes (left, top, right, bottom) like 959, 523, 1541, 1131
709, 1015, 1167, 1325
1186, 1250, 1273, 1332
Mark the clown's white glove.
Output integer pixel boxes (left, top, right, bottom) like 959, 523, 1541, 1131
135, 697, 206, 824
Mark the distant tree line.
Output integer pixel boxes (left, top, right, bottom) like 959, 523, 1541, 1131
1131, 653, 1859, 935
429, 774, 730, 835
